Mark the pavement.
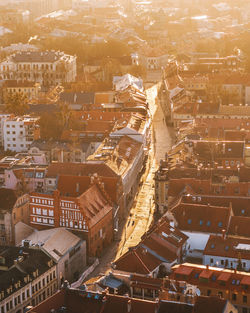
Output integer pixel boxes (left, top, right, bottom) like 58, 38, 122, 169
85, 83, 174, 280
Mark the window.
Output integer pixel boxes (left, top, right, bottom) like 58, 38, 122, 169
218, 222, 223, 227
22, 292, 25, 300
218, 291, 223, 298
207, 221, 211, 226
243, 295, 247, 303
207, 289, 211, 296
221, 260, 224, 265
188, 219, 192, 224
210, 258, 214, 264
199, 220, 203, 225
232, 293, 237, 301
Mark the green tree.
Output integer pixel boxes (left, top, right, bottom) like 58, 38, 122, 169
4, 92, 29, 115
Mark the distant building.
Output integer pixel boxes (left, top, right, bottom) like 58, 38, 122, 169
0, 114, 11, 147
2, 80, 41, 101
0, 51, 77, 86
3, 116, 40, 152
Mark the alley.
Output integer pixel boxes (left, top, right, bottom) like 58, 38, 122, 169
85, 83, 174, 279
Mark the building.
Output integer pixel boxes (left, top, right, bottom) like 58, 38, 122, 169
88, 135, 145, 209
0, 51, 77, 86
0, 114, 11, 147
112, 217, 188, 277
167, 201, 233, 260
26, 284, 238, 313
0, 245, 57, 313
2, 80, 41, 101
3, 116, 40, 152
29, 182, 114, 257
204, 234, 250, 271
172, 263, 250, 313
29, 140, 92, 164
44, 162, 123, 224
20, 228, 87, 284
0, 188, 17, 245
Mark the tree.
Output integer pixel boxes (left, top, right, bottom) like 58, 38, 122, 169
4, 92, 29, 115
39, 112, 63, 140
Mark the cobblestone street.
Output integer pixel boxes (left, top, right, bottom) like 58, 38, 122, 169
85, 84, 174, 280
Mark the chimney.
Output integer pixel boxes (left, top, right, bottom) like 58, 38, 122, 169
127, 299, 132, 313
222, 229, 226, 240
155, 298, 160, 313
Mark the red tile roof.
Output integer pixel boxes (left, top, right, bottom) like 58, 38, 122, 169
193, 296, 227, 313
174, 266, 193, 276
78, 184, 113, 228
171, 202, 232, 234
46, 162, 119, 178
114, 218, 187, 275
199, 269, 213, 279
204, 235, 250, 260
217, 272, 231, 282
228, 216, 250, 238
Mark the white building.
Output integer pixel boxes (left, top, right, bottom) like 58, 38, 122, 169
204, 235, 250, 271
3, 116, 40, 152
0, 114, 11, 147
0, 50, 77, 86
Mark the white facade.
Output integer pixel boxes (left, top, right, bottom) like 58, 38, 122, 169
204, 254, 250, 271
3, 116, 40, 152
0, 114, 11, 147
0, 51, 77, 86
183, 231, 210, 259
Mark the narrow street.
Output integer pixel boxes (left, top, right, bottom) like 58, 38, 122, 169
85, 83, 173, 280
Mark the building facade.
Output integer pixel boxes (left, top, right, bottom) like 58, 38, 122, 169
0, 51, 77, 86
0, 246, 57, 313
3, 116, 40, 152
